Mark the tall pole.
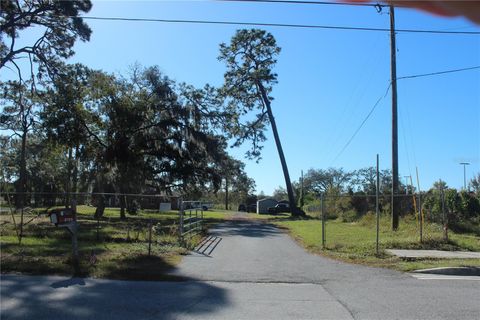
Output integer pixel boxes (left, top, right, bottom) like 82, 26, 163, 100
376, 154, 380, 255
390, 4, 400, 231
460, 162, 470, 190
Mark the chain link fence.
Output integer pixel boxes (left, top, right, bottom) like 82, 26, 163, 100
302, 192, 466, 251
0, 192, 198, 259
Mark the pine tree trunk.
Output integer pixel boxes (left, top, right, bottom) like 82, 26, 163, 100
94, 171, 105, 219
71, 144, 79, 212
65, 147, 73, 208
18, 128, 27, 243
257, 82, 302, 217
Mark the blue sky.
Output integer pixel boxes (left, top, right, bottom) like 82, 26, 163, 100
4, 0, 479, 195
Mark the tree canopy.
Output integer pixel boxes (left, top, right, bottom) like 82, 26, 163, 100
1, 0, 92, 81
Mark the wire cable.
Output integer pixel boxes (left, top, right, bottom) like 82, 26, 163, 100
331, 64, 479, 165
330, 83, 391, 165
216, 0, 385, 7
77, 16, 480, 35
325, 33, 383, 158
397, 65, 480, 80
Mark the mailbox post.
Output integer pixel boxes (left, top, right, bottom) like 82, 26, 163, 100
49, 208, 79, 266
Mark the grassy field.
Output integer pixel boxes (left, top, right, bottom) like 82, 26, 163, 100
2, 206, 478, 278
0, 206, 235, 280
274, 213, 480, 271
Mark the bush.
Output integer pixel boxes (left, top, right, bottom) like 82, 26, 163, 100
349, 195, 369, 216
459, 191, 480, 219
359, 211, 376, 226
340, 209, 358, 222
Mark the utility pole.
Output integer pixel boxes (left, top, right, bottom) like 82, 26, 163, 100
460, 162, 470, 190
376, 154, 380, 255
390, 4, 400, 231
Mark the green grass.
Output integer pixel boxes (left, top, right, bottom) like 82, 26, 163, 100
0, 206, 233, 280
3, 206, 478, 276
274, 213, 480, 272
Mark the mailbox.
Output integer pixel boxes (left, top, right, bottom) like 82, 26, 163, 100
49, 208, 76, 226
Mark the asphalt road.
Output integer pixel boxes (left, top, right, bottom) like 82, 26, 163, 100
2, 218, 479, 319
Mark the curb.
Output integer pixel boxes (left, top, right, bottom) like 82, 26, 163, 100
412, 267, 480, 276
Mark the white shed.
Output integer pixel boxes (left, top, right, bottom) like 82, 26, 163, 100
159, 203, 172, 212
257, 198, 278, 214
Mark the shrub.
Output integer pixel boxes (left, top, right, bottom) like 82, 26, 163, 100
340, 209, 358, 222
349, 194, 369, 216
459, 191, 480, 218
359, 211, 376, 226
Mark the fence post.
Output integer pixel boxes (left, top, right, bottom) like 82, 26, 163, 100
418, 192, 423, 243
179, 200, 184, 244
416, 167, 423, 243
441, 188, 448, 241
200, 202, 203, 232
321, 193, 326, 249
148, 219, 152, 256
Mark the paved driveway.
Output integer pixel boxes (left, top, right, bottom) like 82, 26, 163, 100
2, 218, 479, 319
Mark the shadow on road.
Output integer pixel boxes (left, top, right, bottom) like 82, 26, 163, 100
210, 221, 283, 238
1, 274, 229, 319
50, 277, 86, 288
194, 236, 222, 256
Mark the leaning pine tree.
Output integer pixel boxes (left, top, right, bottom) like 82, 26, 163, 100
219, 29, 304, 217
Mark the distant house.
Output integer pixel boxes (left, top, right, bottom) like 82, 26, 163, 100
129, 189, 181, 212
257, 198, 278, 214
154, 192, 181, 211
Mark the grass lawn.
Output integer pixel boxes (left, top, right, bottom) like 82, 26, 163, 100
3, 206, 478, 277
274, 213, 480, 272
0, 206, 234, 280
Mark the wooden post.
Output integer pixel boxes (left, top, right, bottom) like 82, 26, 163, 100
148, 220, 152, 256
65, 222, 80, 275
390, 4, 400, 231
179, 200, 184, 244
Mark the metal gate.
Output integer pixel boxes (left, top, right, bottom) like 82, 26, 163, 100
179, 201, 204, 244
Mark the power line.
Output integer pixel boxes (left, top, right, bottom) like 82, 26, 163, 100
331, 83, 391, 165
77, 16, 480, 35
325, 33, 383, 159
217, 0, 384, 7
397, 65, 480, 80
331, 64, 480, 165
